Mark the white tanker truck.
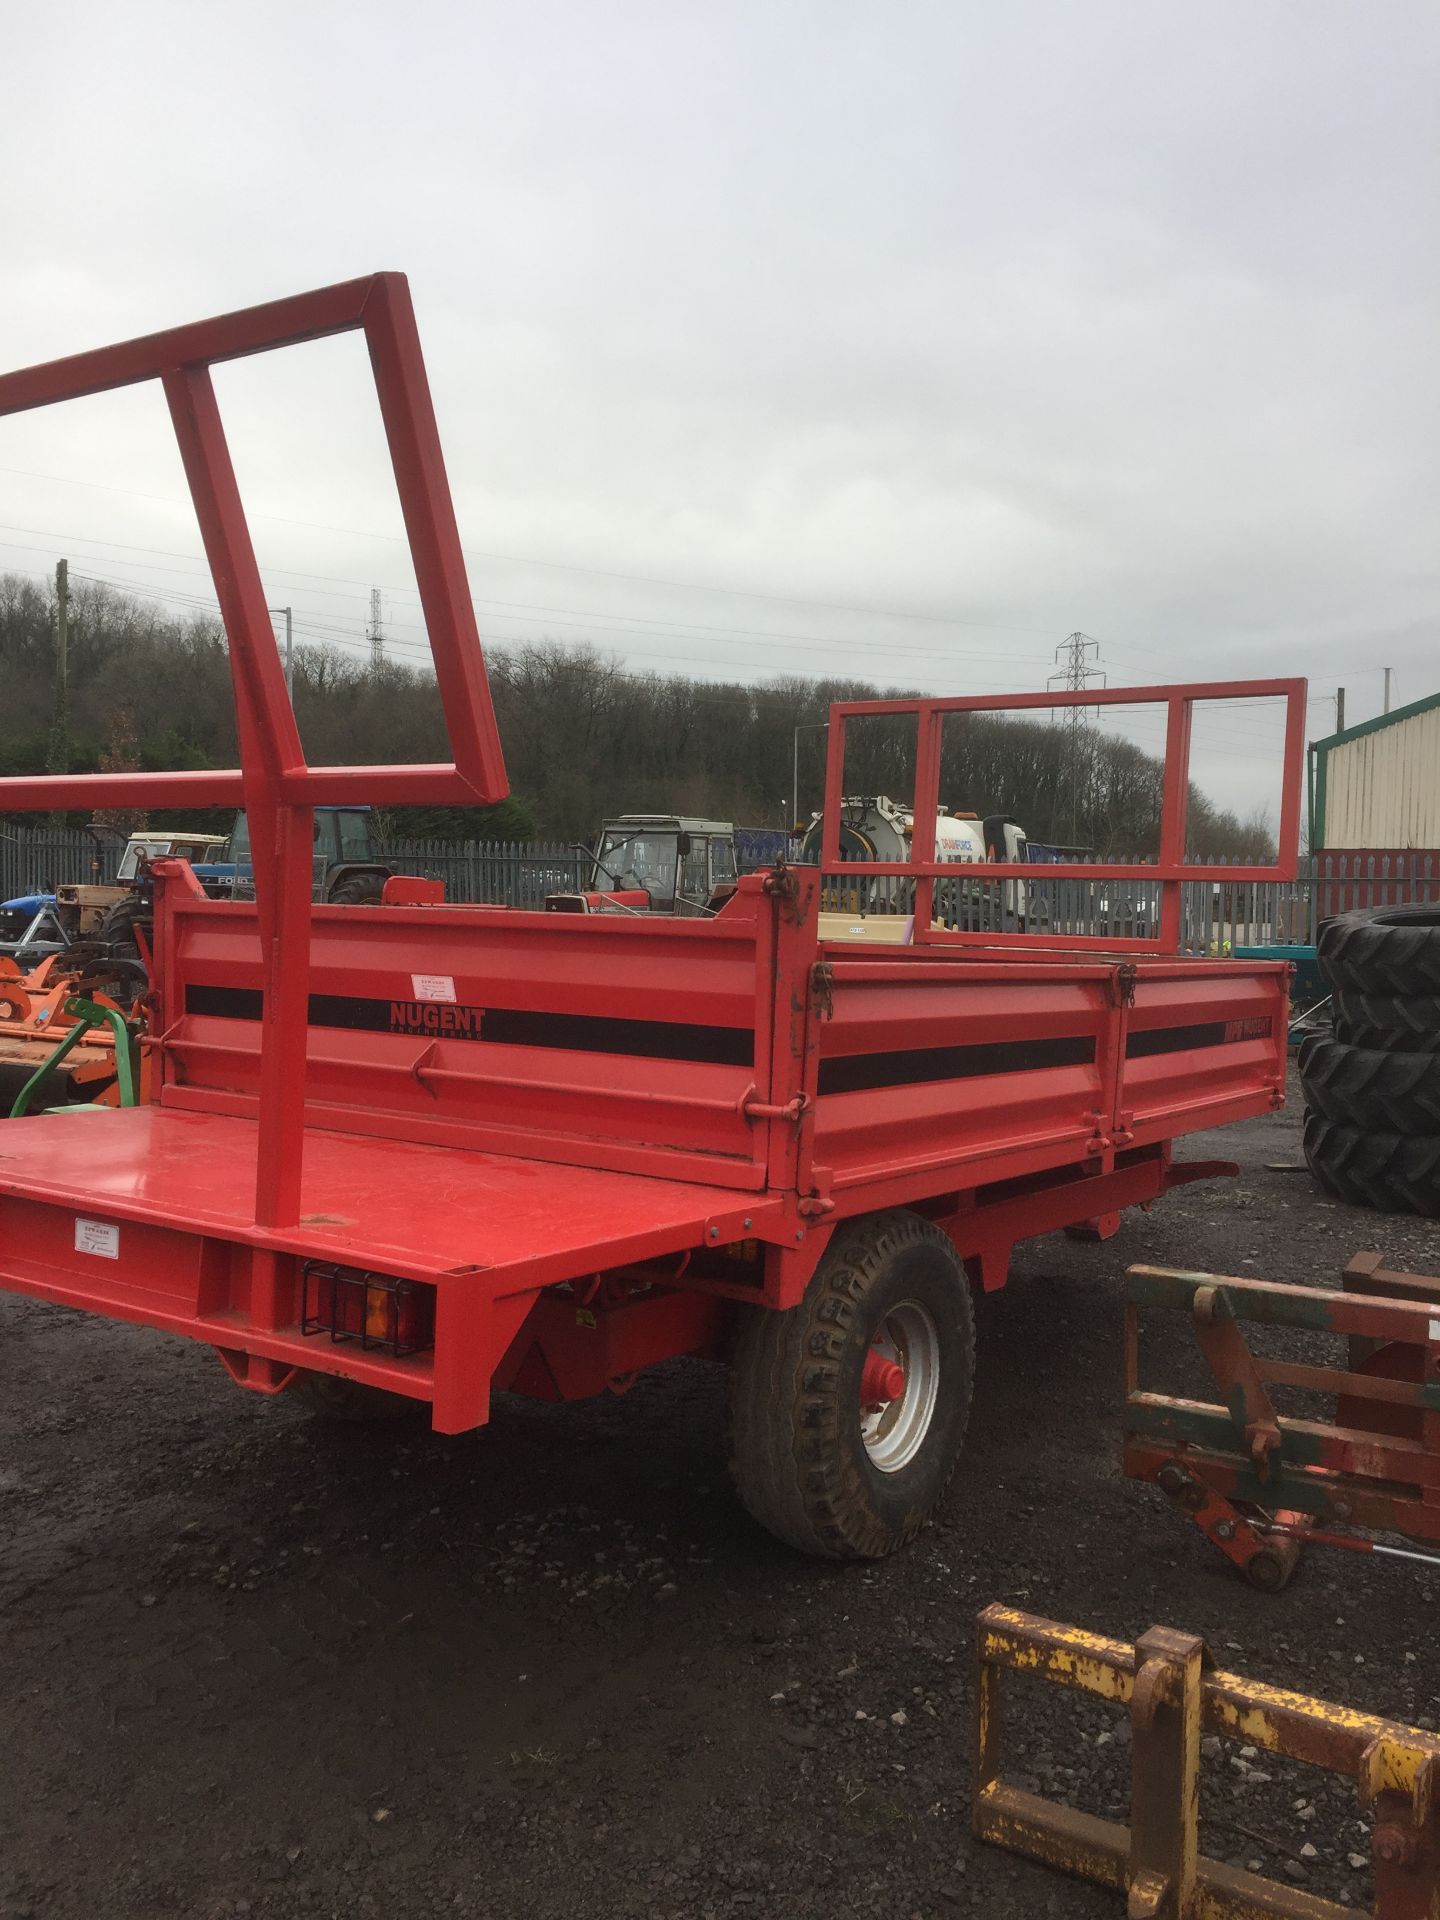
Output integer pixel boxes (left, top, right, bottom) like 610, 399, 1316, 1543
797, 796, 1038, 930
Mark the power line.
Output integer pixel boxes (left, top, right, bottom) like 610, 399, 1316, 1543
23, 543, 1063, 685
52, 567, 976, 711
0, 464, 1072, 636
0, 525, 1061, 668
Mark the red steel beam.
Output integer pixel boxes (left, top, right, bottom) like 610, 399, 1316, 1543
820, 677, 1307, 956
0, 274, 511, 1232
0, 272, 507, 815
837, 678, 1303, 718
0, 277, 375, 415
359, 273, 505, 800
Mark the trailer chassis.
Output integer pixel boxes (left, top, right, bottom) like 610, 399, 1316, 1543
0, 277, 1305, 1555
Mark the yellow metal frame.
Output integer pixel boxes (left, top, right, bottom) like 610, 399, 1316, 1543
975, 1604, 1440, 1919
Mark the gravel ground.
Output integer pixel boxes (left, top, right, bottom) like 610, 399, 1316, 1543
2, 1069, 1438, 1920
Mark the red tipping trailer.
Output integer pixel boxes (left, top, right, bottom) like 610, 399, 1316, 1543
0, 278, 1305, 1556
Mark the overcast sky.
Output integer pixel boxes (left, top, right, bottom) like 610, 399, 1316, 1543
2, 1, 1436, 825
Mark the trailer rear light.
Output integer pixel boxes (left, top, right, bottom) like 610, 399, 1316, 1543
300, 1261, 435, 1357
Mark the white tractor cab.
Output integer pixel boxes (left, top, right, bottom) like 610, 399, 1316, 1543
0, 827, 231, 961
797, 796, 1036, 938
56, 831, 231, 937
546, 815, 739, 917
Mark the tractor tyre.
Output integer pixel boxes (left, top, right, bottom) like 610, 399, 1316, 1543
1299, 1035, 1440, 1134
1303, 1113, 1440, 1218
1330, 990, 1440, 1054
96, 892, 152, 961
290, 1371, 415, 1423
326, 872, 387, 907
1318, 905, 1440, 997
728, 1211, 975, 1559
95, 896, 152, 1006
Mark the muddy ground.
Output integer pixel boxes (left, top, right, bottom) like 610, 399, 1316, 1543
3, 1072, 1438, 1919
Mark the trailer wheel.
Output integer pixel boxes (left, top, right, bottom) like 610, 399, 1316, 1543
290, 1371, 415, 1423
728, 1211, 974, 1559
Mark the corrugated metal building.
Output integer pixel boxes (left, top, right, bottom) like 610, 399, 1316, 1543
1313, 691, 1440, 849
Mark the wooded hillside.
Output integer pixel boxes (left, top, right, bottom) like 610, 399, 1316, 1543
0, 572, 1275, 857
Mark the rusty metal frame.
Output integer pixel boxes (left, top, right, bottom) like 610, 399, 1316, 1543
1124, 1259, 1440, 1588
820, 679, 1307, 953
976, 1602, 1440, 1918
0, 276, 508, 1229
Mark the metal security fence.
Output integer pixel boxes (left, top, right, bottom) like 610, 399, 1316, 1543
1022, 851, 1440, 951
4, 827, 1437, 931
1178, 849, 1440, 953
0, 826, 584, 909
376, 837, 588, 906
819, 850, 1440, 948
0, 825, 121, 902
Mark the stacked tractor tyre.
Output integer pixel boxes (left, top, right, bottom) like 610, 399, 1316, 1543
1301, 905, 1440, 1218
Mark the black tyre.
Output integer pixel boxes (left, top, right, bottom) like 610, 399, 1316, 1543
94, 895, 152, 1007
96, 892, 152, 958
1319, 905, 1440, 997
729, 1211, 975, 1559
327, 872, 388, 906
1299, 1035, 1440, 1133
1330, 989, 1440, 1054
1303, 1113, 1440, 1218
290, 1371, 415, 1423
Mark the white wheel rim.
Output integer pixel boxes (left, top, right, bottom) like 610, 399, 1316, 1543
860, 1300, 940, 1473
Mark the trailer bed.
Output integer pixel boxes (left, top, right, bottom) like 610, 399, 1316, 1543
0, 277, 1310, 1553
0, 1103, 772, 1290
0, 870, 1290, 1428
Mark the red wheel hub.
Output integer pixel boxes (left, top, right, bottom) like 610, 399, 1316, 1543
860, 1349, 906, 1407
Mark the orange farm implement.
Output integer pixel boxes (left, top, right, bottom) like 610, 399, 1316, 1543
0, 954, 141, 1116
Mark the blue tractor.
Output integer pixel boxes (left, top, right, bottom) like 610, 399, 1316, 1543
190, 805, 392, 905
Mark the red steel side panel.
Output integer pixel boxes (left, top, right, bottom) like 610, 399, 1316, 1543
813, 957, 1113, 1191
152, 875, 774, 1185
809, 949, 1290, 1204
1121, 965, 1289, 1143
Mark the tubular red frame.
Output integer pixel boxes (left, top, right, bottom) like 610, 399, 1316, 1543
820, 680, 1307, 953
0, 274, 509, 1228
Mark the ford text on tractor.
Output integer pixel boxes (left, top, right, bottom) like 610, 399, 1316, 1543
0, 278, 1305, 1558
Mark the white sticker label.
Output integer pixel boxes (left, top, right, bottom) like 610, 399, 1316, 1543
410, 974, 457, 1002
1430, 1317, 1440, 1343
75, 1218, 120, 1260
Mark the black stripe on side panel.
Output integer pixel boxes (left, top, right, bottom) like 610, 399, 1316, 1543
481, 1009, 752, 1066
188, 986, 263, 1020
1125, 1015, 1272, 1058
183, 985, 753, 1066
818, 1034, 1095, 1096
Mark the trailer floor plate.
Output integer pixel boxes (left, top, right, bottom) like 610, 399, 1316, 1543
0, 1104, 781, 1292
